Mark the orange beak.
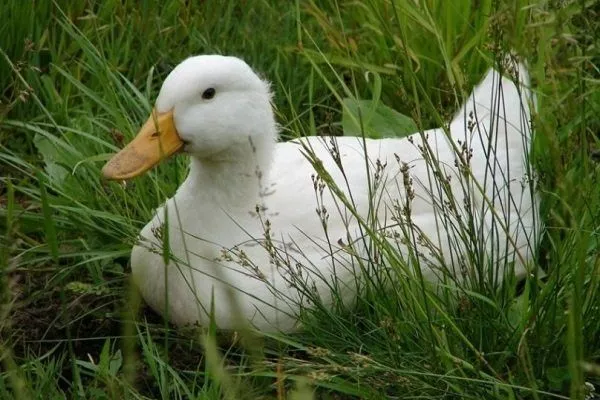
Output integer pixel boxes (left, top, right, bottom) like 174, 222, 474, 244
102, 109, 183, 180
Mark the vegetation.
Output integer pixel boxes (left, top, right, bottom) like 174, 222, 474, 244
1, 0, 599, 398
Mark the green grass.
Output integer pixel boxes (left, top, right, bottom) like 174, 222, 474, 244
1, 0, 600, 398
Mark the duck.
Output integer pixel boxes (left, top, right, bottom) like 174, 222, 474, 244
102, 55, 537, 333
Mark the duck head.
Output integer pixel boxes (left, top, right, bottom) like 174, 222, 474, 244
102, 55, 276, 180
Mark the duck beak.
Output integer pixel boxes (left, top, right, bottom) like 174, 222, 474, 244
102, 109, 183, 180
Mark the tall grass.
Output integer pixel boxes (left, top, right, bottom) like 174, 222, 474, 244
1, 0, 599, 398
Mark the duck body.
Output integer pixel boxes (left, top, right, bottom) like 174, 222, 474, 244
104, 56, 536, 333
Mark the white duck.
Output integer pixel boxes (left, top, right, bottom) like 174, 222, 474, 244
103, 55, 537, 333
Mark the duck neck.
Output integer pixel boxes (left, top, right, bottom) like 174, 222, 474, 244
180, 135, 275, 210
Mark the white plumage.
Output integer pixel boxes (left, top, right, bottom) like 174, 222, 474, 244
123, 55, 536, 332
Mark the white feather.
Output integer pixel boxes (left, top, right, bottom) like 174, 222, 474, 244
131, 55, 537, 332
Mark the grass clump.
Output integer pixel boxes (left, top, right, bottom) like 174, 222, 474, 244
1, 0, 600, 399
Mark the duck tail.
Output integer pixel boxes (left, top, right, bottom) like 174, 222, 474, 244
447, 57, 538, 281
451, 56, 535, 153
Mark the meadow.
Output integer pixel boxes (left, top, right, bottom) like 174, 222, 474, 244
1, 0, 600, 398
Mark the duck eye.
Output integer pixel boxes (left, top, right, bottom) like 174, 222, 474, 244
202, 88, 216, 100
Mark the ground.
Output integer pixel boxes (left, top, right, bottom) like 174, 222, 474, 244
1, 1, 600, 399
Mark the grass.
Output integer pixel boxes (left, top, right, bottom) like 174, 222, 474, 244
1, 0, 600, 398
